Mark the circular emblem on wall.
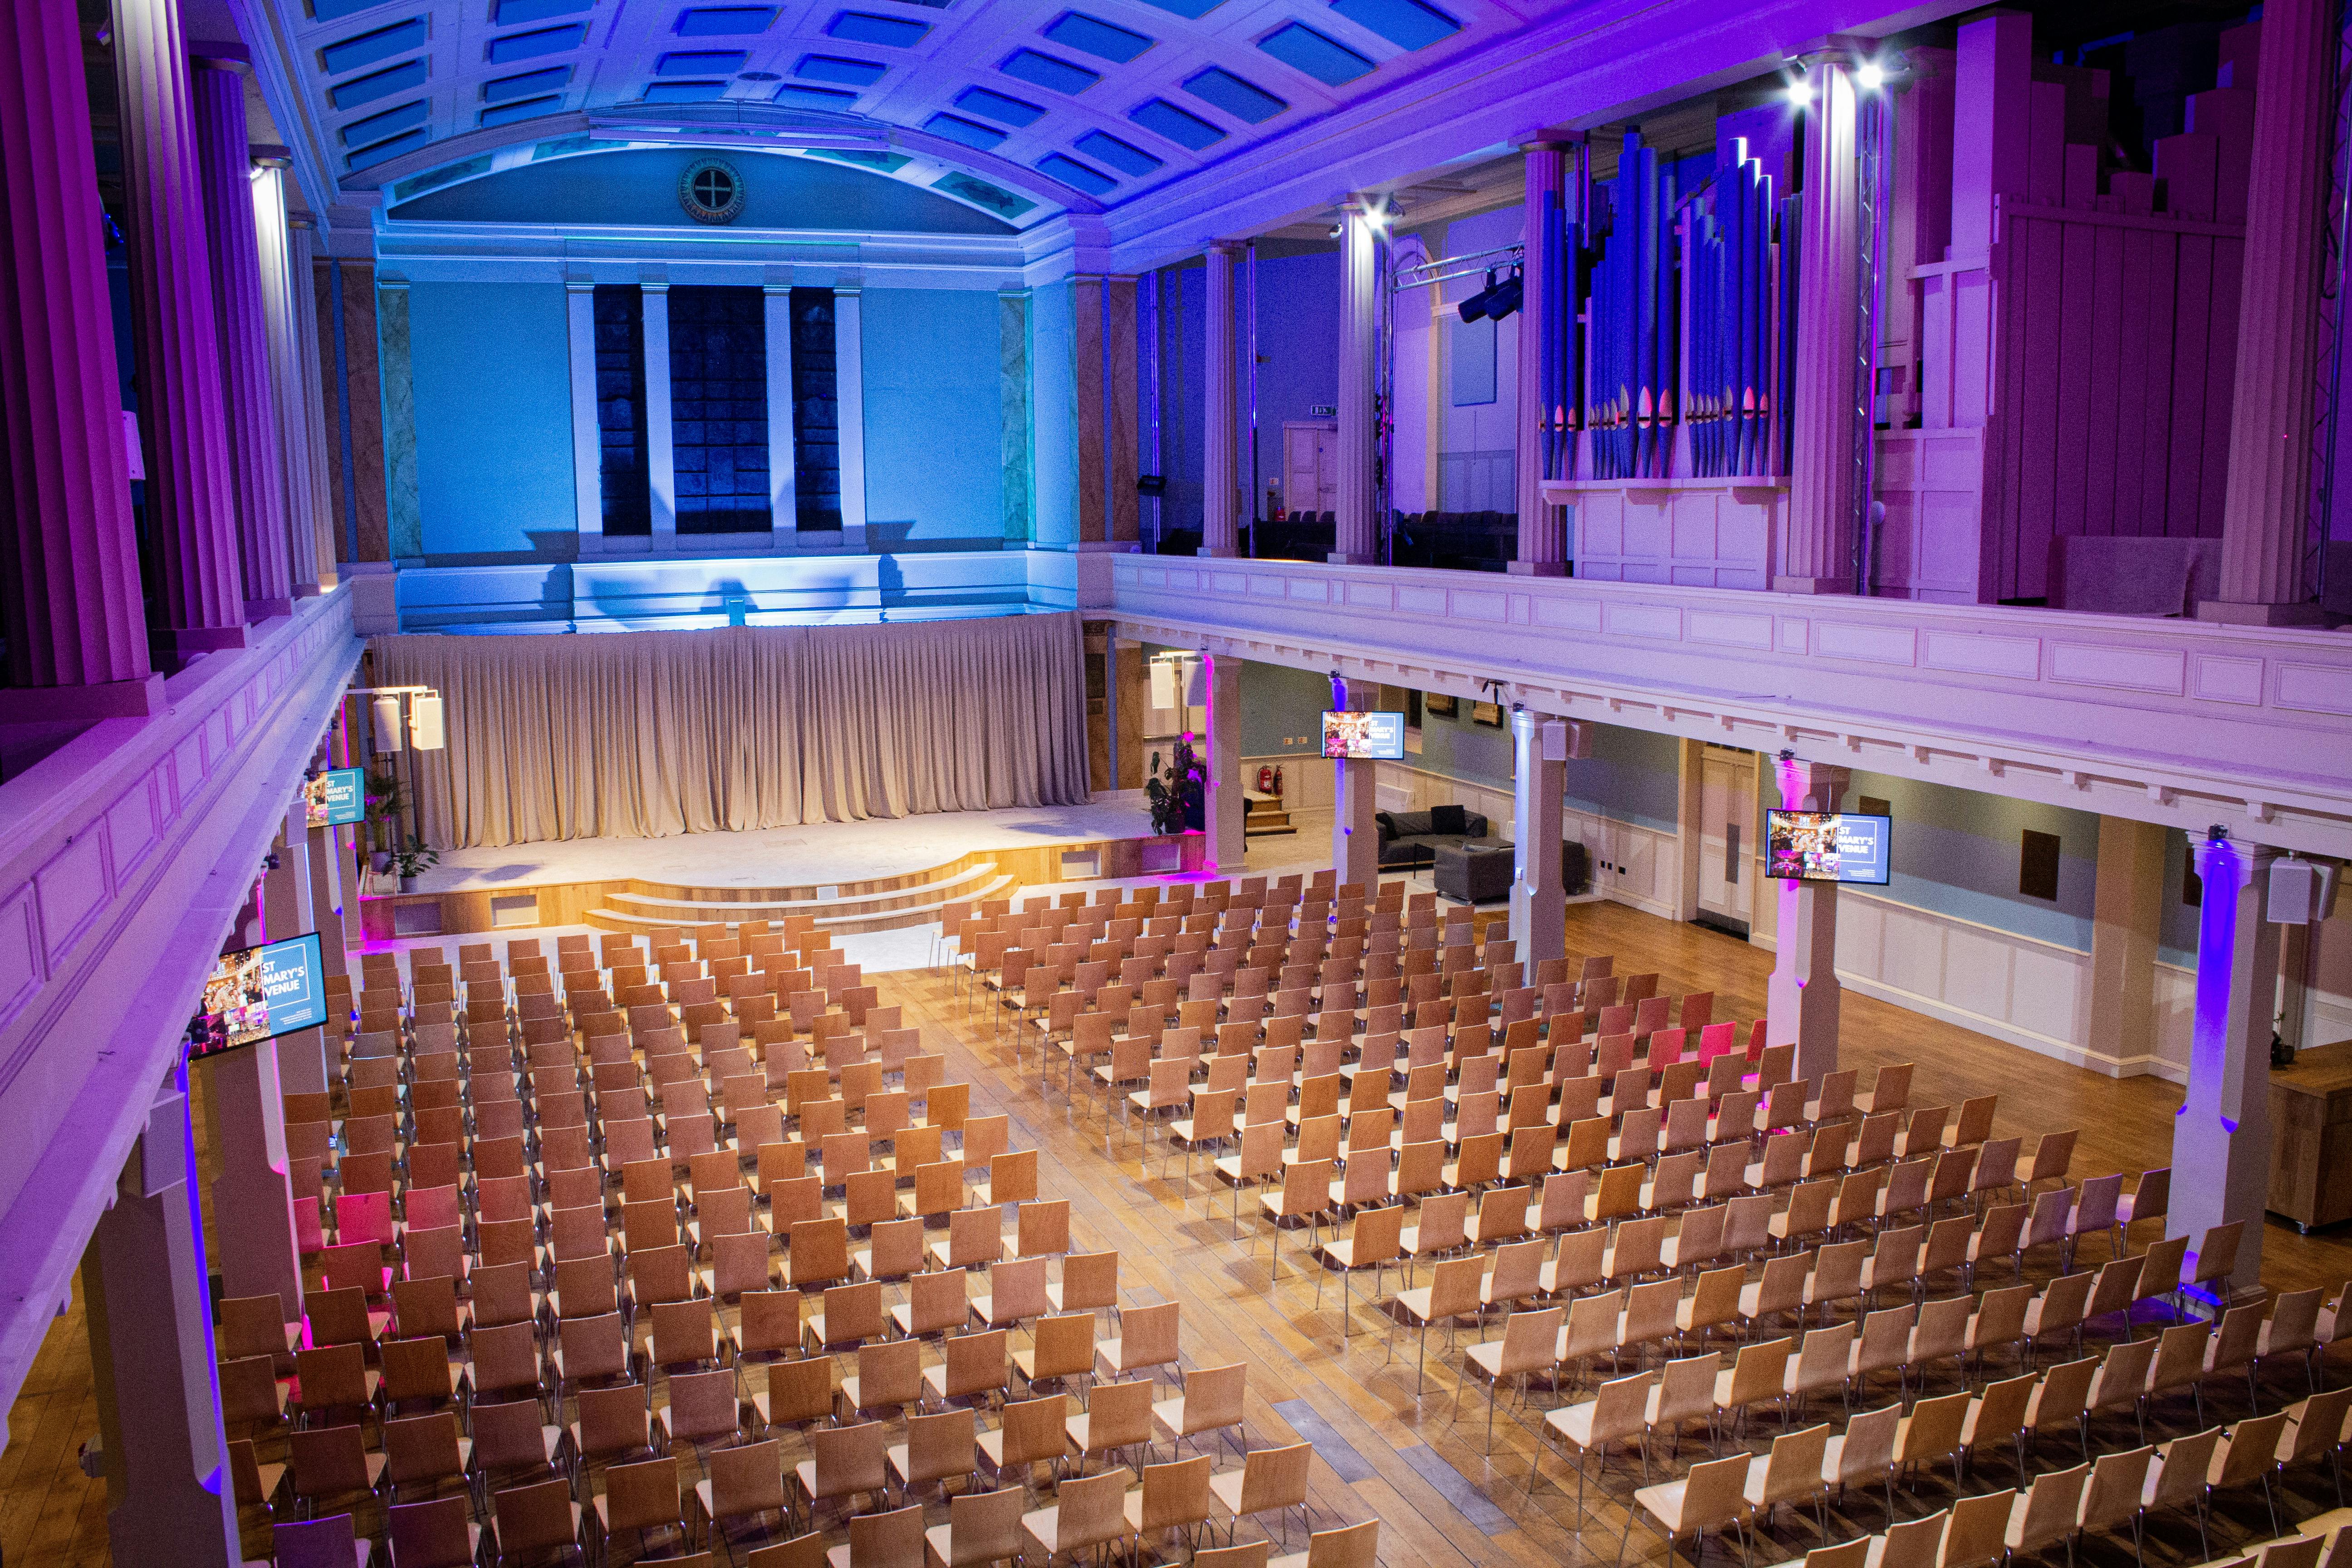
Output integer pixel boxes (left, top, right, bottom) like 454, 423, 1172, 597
679, 157, 746, 225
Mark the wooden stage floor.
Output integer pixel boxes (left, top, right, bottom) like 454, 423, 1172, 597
7, 897, 2349, 1567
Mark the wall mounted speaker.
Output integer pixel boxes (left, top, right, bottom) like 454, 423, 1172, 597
1540, 720, 1588, 761
372, 695, 404, 752
2268, 857, 2339, 925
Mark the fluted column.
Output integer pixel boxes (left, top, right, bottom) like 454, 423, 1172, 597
0, 0, 163, 717
113, 0, 245, 649
1200, 241, 1242, 556
1333, 201, 1381, 564
286, 215, 338, 579
192, 59, 291, 619
253, 157, 318, 595
2202, 0, 2332, 625
2169, 834, 2283, 1293
1513, 142, 1573, 575
1778, 48, 1862, 594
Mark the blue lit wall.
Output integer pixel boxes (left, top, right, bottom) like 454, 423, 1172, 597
862, 289, 1003, 541
1838, 770, 2098, 951
1031, 279, 1077, 547
408, 281, 574, 557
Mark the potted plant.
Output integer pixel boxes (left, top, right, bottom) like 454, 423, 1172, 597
391, 835, 439, 893
1144, 743, 1205, 837
363, 769, 409, 874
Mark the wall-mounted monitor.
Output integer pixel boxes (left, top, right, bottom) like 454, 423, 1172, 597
1765, 810, 1892, 886
303, 767, 367, 828
191, 931, 327, 1060
1322, 710, 1405, 760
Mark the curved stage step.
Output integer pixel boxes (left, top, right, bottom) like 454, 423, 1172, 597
584, 857, 1021, 936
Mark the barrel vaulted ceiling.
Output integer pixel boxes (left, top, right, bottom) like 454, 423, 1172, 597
243, 0, 1543, 236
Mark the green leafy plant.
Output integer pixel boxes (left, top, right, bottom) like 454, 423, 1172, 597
363, 769, 410, 853
390, 834, 439, 880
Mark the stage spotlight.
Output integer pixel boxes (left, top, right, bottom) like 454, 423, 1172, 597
1484, 270, 1524, 321
1787, 77, 1813, 106
1855, 61, 1884, 90
1458, 269, 1498, 323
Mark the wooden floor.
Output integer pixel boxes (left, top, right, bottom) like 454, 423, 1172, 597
8, 896, 2351, 1568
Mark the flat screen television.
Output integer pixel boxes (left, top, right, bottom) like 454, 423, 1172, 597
1322, 710, 1405, 760
191, 931, 328, 1059
303, 767, 367, 828
1765, 810, 1893, 886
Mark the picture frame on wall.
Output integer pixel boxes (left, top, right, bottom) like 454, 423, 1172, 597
1425, 693, 1458, 719
1470, 701, 1504, 728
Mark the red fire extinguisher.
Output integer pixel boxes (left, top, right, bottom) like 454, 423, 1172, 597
1272, 765, 1284, 798
1257, 765, 1274, 793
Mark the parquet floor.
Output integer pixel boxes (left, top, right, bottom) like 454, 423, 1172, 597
7, 894, 2350, 1568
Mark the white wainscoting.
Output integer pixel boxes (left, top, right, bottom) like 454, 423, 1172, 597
1364, 762, 1683, 918
2151, 962, 2352, 1080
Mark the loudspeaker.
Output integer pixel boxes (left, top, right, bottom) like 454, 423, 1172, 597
2268, 857, 2339, 925
371, 695, 404, 752
409, 692, 446, 752
1540, 720, 1588, 761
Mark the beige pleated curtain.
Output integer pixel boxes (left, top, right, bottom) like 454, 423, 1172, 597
373, 614, 1092, 848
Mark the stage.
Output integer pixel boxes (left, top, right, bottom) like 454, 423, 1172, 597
361, 795, 1344, 950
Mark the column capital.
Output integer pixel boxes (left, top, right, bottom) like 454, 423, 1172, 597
1771, 757, 1851, 811
565, 278, 596, 294
1206, 238, 1247, 255
2189, 832, 2286, 880
1518, 134, 1584, 152
285, 212, 317, 231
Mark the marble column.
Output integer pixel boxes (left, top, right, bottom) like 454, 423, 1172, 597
1778, 48, 1863, 594
833, 281, 867, 543
642, 280, 676, 548
565, 280, 602, 546
2087, 816, 2167, 1074
112, 0, 246, 650
251, 156, 317, 597
1201, 654, 1244, 875
1201, 242, 1243, 556
1509, 709, 1570, 964
2170, 834, 2282, 1294
1513, 142, 1573, 575
83, 1065, 241, 1567
2202, 0, 2332, 625
764, 280, 797, 534
1333, 202, 1381, 564
263, 812, 326, 1094
191, 59, 291, 619
286, 216, 337, 581
206, 1038, 303, 1323
1331, 677, 1379, 891
0, 0, 164, 717
1764, 758, 1849, 1078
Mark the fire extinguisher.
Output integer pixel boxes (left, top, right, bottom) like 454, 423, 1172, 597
1257, 765, 1274, 793
1272, 765, 1284, 798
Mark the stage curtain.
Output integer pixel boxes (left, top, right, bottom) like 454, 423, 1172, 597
373, 614, 1092, 848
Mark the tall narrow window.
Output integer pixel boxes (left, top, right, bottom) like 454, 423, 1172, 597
789, 287, 841, 530
592, 284, 650, 535
667, 285, 771, 533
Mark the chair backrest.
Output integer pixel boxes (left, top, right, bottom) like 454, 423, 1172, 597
274, 1512, 361, 1568
493, 1477, 578, 1554
389, 1497, 479, 1568
1237, 1441, 1312, 1513
943, 1487, 1027, 1567
1938, 1490, 2016, 1568
1679, 1453, 1754, 1532
1876, 1511, 1949, 1568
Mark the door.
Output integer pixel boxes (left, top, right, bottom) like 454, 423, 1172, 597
1695, 745, 1757, 934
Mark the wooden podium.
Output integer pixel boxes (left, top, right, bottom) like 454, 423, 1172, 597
2269, 1039, 2352, 1234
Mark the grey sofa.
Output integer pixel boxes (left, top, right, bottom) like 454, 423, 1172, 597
1435, 842, 1515, 903
1375, 806, 1492, 870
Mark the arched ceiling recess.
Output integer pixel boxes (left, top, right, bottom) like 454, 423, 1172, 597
372, 107, 1083, 231
258, 0, 1516, 234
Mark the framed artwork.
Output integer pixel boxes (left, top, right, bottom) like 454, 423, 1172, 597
1425, 693, 1458, 719
1471, 701, 1504, 728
